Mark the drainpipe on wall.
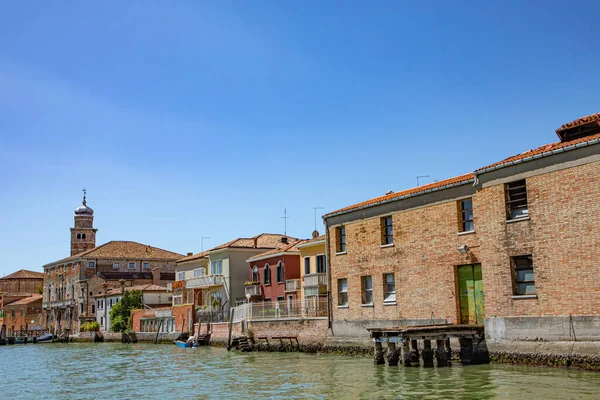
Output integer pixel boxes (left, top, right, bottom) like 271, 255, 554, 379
324, 216, 332, 333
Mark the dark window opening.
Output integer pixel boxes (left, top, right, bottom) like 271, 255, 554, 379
506, 180, 528, 219
459, 199, 474, 232
337, 227, 346, 253
382, 216, 393, 245
513, 255, 535, 295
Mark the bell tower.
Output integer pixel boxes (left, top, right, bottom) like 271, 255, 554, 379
70, 189, 97, 256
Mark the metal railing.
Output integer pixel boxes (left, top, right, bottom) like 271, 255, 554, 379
185, 274, 223, 289
195, 310, 229, 323
232, 298, 328, 322
303, 273, 327, 287
285, 279, 301, 292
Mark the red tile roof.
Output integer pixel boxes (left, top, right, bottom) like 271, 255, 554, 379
324, 173, 475, 218
176, 251, 209, 264
247, 240, 305, 261
99, 284, 169, 296
1, 269, 44, 280
476, 132, 600, 172
6, 294, 43, 306
44, 241, 184, 267
556, 112, 600, 135
208, 234, 299, 252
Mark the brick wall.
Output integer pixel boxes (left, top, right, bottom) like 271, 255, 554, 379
328, 198, 480, 324
478, 160, 600, 318
172, 304, 194, 333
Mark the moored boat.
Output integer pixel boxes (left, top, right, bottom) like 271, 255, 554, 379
37, 333, 54, 343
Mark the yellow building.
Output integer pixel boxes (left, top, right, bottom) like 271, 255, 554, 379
297, 234, 327, 308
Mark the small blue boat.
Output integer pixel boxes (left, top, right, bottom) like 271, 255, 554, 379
173, 340, 191, 348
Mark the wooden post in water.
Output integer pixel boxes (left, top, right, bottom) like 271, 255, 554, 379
409, 339, 420, 367
435, 339, 450, 366
422, 340, 434, 367
459, 337, 474, 365
401, 341, 411, 366
226, 307, 235, 351
386, 342, 399, 366
374, 341, 385, 365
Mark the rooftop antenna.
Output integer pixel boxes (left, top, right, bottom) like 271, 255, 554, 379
281, 207, 290, 236
313, 207, 324, 232
201, 237, 210, 252
416, 175, 430, 186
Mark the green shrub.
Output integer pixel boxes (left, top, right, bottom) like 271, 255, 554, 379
81, 321, 100, 332
109, 290, 143, 332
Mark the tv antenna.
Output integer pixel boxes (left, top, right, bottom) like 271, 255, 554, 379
281, 207, 290, 236
313, 207, 324, 232
416, 175, 430, 186
201, 237, 210, 252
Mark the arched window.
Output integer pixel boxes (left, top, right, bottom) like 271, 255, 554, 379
76, 233, 81, 240
252, 266, 259, 282
276, 261, 284, 283
263, 264, 271, 285
82, 233, 86, 240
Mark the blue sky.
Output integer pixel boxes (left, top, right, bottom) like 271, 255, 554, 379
1, 1, 599, 275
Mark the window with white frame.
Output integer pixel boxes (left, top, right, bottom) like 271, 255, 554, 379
384, 273, 396, 303
210, 260, 223, 275
193, 268, 205, 278
263, 264, 271, 285
143, 262, 150, 270
177, 271, 185, 281
88, 261, 95, 268
128, 262, 135, 270
338, 279, 348, 306
113, 263, 120, 270
361, 276, 373, 305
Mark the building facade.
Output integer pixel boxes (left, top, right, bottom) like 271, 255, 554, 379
323, 112, 600, 343
42, 195, 183, 335
94, 284, 172, 332
245, 240, 303, 304
173, 234, 298, 315
296, 234, 327, 307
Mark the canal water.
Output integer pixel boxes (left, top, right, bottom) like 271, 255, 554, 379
2, 343, 600, 399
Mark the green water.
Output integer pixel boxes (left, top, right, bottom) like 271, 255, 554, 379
2, 343, 599, 399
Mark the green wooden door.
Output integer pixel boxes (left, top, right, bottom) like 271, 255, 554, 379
457, 264, 485, 325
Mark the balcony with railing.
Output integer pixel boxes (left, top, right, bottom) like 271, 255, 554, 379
244, 283, 262, 299
185, 274, 223, 289
303, 273, 327, 288
285, 279, 301, 292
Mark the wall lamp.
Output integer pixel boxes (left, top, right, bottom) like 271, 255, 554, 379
457, 244, 469, 255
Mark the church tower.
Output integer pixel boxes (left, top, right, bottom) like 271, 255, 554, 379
70, 190, 97, 256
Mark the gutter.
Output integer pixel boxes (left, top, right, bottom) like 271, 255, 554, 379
323, 178, 475, 220
475, 137, 600, 175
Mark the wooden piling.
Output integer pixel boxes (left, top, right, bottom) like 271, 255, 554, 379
374, 341, 385, 365
422, 339, 434, 367
409, 339, 420, 367
401, 341, 411, 366
435, 339, 450, 366
386, 342, 399, 366
459, 337, 474, 365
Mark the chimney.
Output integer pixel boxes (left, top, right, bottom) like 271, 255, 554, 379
253, 237, 258, 248
281, 237, 288, 244
187, 252, 193, 256
119, 279, 125, 294
312, 230, 320, 239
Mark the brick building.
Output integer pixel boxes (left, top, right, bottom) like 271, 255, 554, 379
0, 269, 45, 335
323, 112, 600, 343
42, 194, 183, 335
1, 295, 44, 336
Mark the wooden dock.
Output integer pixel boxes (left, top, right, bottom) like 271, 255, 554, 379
367, 324, 488, 367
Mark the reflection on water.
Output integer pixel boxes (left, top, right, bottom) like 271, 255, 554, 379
1, 343, 599, 399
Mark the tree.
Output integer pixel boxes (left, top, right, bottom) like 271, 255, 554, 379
109, 290, 143, 332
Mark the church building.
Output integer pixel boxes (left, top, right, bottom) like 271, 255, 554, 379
42, 192, 183, 335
